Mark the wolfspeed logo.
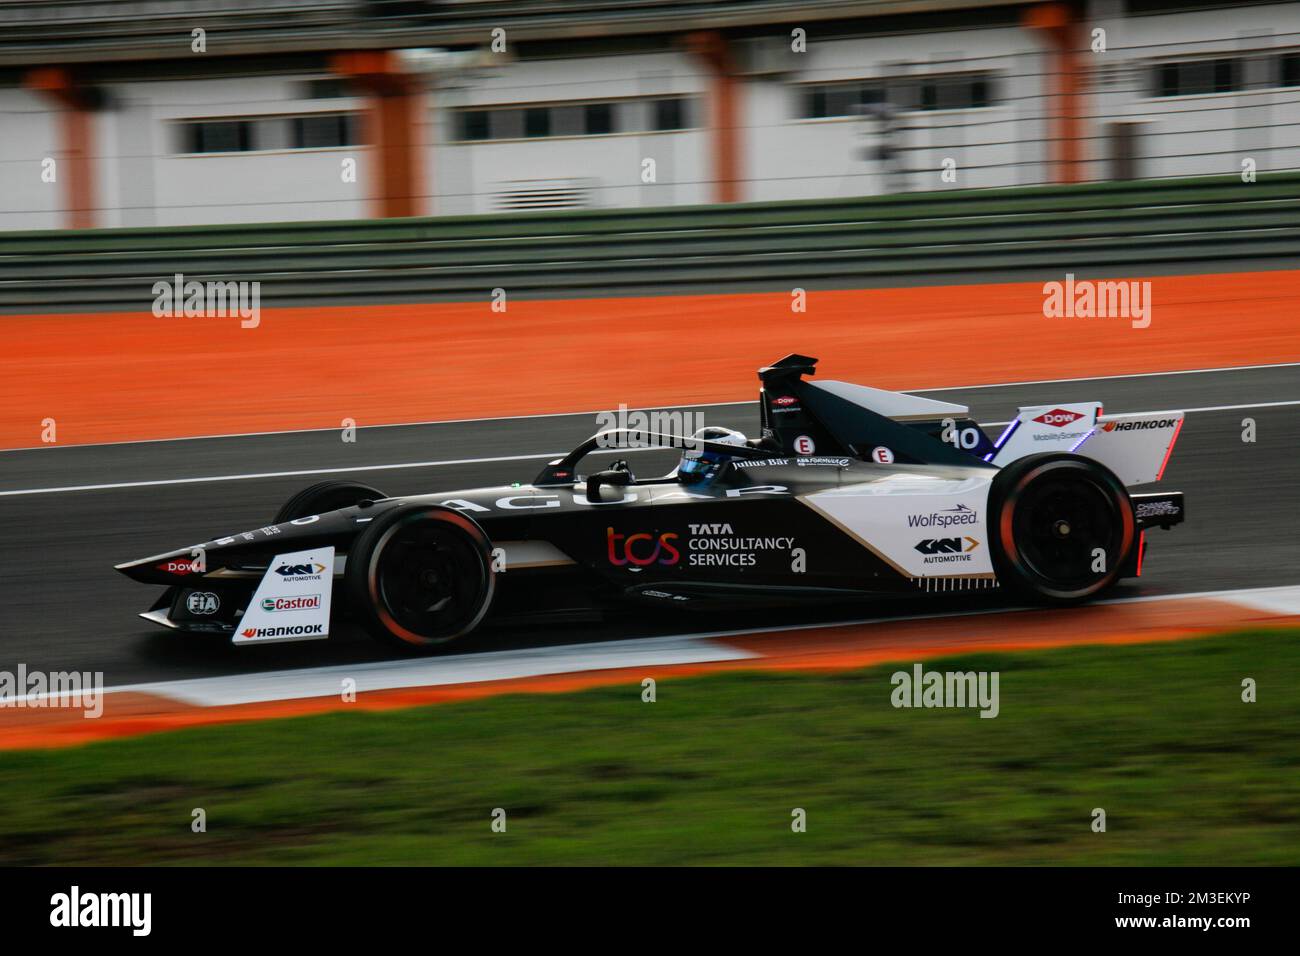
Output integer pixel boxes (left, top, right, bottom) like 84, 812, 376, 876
915, 537, 980, 563
907, 504, 978, 529
240, 624, 324, 639
261, 595, 321, 612
1034, 409, 1085, 427
1102, 418, 1179, 432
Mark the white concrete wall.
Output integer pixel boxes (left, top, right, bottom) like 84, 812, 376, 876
743, 26, 1048, 201
1086, 2, 1300, 180
2, 3, 1298, 229
96, 74, 369, 227
0, 89, 61, 230
432, 52, 711, 214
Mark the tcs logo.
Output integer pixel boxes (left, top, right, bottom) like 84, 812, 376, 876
607, 528, 680, 566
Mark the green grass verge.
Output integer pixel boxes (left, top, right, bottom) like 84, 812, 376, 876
1, 629, 1297, 865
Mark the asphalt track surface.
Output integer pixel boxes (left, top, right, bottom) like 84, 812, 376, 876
0, 363, 1296, 686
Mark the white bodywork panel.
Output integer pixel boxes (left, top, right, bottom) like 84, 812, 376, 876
813, 380, 970, 421
990, 402, 1184, 486
801, 474, 995, 579
1074, 412, 1185, 486
990, 402, 1102, 464
233, 547, 334, 645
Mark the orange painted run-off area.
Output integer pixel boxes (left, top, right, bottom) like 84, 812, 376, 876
3, 269, 1298, 449
0, 595, 1292, 751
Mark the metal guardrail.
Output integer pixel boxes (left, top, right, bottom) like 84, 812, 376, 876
1, 173, 1297, 310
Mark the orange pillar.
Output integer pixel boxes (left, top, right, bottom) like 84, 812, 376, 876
1024, 2, 1086, 184
331, 51, 426, 218
687, 31, 742, 204
24, 67, 98, 229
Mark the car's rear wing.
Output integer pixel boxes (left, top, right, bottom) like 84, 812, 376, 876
988, 402, 1185, 485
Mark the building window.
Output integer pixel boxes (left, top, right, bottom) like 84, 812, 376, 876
183, 120, 254, 153
460, 110, 490, 140
1280, 52, 1300, 87
799, 75, 987, 117
585, 102, 613, 135
1153, 57, 1245, 96
291, 113, 357, 148
301, 78, 350, 100
524, 106, 550, 137
176, 114, 361, 154
652, 96, 687, 130
449, 96, 697, 141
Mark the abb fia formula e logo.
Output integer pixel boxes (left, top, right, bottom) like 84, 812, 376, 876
1034, 408, 1086, 427
607, 528, 680, 566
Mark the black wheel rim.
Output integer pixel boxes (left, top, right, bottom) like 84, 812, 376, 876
1012, 475, 1119, 590
373, 521, 487, 641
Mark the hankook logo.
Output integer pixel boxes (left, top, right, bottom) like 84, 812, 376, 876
1102, 418, 1178, 432
241, 624, 324, 638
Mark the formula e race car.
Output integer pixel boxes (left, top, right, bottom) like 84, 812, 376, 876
117, 354, 1186, 650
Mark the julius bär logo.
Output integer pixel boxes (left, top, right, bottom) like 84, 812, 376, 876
607, 528, 680, 566
1034, 409, 1085, 427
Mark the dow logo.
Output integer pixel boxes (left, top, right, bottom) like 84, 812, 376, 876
1034, 409, 1085, 427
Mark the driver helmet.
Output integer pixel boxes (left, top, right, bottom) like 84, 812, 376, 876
678, 426, 748, 486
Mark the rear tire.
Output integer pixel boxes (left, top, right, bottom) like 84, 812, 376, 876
273, 480, 388, 524
989, 453, 1135, 605
345, 504, 495, 649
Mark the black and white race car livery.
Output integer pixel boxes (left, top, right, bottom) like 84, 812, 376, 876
117, 354, 1186, 649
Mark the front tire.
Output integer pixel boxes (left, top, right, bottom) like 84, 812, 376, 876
989, 453, 1135, 605
345, 504, 495, 649
273, 480, 388, 524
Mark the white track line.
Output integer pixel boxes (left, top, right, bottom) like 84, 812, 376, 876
4, 362, 1296, 454
77, 634, 758, 708
17, 582, 1292, 708
2, 398, 1295, 498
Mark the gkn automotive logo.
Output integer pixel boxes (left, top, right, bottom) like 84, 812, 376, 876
274, 561, 327, 581
907, 504, 979, 529
915, 537, 980, 563
241, 624, 324, 639
1034, 409, 1085, 427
